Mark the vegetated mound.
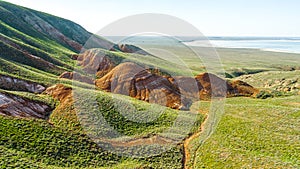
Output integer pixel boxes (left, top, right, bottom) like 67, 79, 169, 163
0, 74, 46, 93
0, 92, 52, 119
0, 39, 65, 75
0, 1, 151, 78
95, 62, 191, 110
236, 70, 300, 94
0, 1, 113, 52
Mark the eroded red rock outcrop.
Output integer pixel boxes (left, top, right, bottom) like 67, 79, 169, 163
0, 92, 52, 119
70, 49, 258, 110
168, 76, 203, 101
111, 44, 150, 55
95, 62, 192, 110
44, 84, 72, 103
44, 84, 79, 128
228, 80, 259, 96
0, 75, 46, 93
76, 50, 116, 78
95, 63, 258, 109
195, 73, 230, 100
191, 73, 257, 99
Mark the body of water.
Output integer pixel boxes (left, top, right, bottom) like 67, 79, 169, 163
185, 37, 300, 54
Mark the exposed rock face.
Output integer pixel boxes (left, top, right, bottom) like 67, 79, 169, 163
71, 54, 79, 60
228, 80, 259, 96
0, 93, 52, 119
95, 62, 191, 110
77, 50, 115, 78
95, 63, 258, 109
0, 75, 45, 93
195, 73, 229, 100
44, 84, 80, 129
111, 44, 150, 55
59, 72, 94, 84
168, 76, 203, 101
194, 73, 258, 99
44, 84, 72, 103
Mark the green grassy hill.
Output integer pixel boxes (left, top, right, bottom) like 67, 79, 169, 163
0, 1, 203, 168
0, 1, 299, 169
192, 95, 300, 168
0, 1, 114, 82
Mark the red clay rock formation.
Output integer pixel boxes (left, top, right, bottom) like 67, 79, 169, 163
195, 73, 229, 99
0, 92, 52, 119
94, 62, 258, 109
71, 54, 79, 60
44, 84, 79, 128
0, 75, 45, 93
194, 73, 258, 99
95, 62, 191, 110
44, 84, 72, 103
168, 76, 203, 101
228, 80, 259, 96
111, 44, 150, 55
76, 50, 115, 78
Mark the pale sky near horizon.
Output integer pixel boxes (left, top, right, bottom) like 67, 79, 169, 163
3, 0, 300, 37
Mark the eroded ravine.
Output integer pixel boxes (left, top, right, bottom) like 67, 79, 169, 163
183, 113, 209, 169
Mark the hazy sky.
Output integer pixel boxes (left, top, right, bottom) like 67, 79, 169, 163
4, 0, 300, 37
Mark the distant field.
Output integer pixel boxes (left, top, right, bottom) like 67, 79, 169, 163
133, 41, 300, 77
215, 48, 300, 77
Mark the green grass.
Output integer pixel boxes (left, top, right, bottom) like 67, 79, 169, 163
0, 114, 188, 169
0, 84, 201, 168
0, 116, 124, 168
192, 96, 300, 168
133, 43, 300, 77
0, 20, 75, 59
236, 70, 300, 88
1, 2, 300, 168
73, 88, 203, 137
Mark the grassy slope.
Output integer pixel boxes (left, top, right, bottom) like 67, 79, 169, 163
0, 2, 198, 168
0, 109, 189, 169
192, 96, 300, 168
0, 1, 114, 84
1, 44, 299, 168
236, 70, 300, 88
1, 2, 299, 169
138, 44, 299, 168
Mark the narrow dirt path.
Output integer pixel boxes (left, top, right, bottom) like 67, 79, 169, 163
183, 113, 209, 169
